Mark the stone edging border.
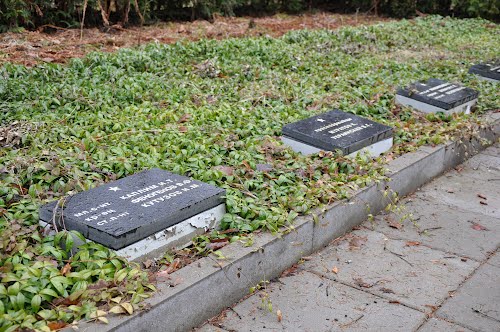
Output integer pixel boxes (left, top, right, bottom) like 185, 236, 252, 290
78, 113, 500, 332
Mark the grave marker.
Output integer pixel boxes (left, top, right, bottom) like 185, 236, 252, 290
39, 169, 225, 260
396, 78, 479, 114
282, 109, 393, 157
469, 60, 500, 82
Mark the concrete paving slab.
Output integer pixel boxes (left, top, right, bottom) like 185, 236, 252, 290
218, 271, 426, 332
417, 167, 500, 219
301, 230, 479, 312
196, 324, 230, 332
482, 144, 500, 158
436, 254, 500, 332
417, 318, 473, 332
461, 153, 500, 178
486, 250, 500, 268
312, 182, 388, 251
364, 198, 500, 261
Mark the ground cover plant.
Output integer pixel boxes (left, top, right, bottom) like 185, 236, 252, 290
0, 16, 499, 330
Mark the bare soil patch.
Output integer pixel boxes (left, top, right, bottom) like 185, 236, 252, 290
0, 12, 390, 66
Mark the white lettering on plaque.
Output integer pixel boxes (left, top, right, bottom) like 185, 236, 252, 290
315, 118, 352, 133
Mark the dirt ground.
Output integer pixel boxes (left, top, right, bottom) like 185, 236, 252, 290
0, 12, 390, 66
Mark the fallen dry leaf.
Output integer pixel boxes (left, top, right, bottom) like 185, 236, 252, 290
165, 258, 181, 274
242, 160, 252, 171
143, 259, 153, 269
52, 297, 80, 306
424, 304, 438, 312
206, 240, 229, 251
48, 321, 67, 331
332, 266, 339, 274
170, 276, 184, 287
213, 165, 234, 176
177, 113, 191, 123
178, 126, 188, 133
353, 277, 373, 288
379, 287, 395, 294
219, 228, 239, 234
349, 236, 367, 250
471, 223, 489, 231
281, 264, 298, 278
386, 216, 403, 230
405, 241, 421, 247
60, 262, 71, 276
277, 309, 282, 322
155, 270, 172, 282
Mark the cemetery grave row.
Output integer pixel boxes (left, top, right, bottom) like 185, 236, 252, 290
39, 60, 497, 261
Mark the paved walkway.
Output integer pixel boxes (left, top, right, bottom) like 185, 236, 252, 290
197, 144, 500, 332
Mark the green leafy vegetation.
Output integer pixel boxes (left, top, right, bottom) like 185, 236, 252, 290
0, 0, 499, 31
0, 16, 499, 329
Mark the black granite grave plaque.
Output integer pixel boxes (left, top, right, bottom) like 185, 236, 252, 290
396, 78, 479, 110
282, 109, 393, 155
469, 60, 500, 82
39, 169, 225, 250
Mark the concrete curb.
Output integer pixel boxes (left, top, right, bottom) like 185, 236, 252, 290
80, 113, 500, 332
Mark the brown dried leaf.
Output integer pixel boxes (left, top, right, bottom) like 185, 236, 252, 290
405, 241, 421, 247
52, 297, 80, 306
471, 223, 489, 231
281, 264, 298, 278
143, 259, 153, 269
155, 270, 171, 282
353, 277, 373, 288
206, 240, 229, 251
48, 321, 67, 330
242, 160, 252, 171
164, 258, 181, 274
170, 276, 183, 287
219, 228, 239, 234
277, 309, 282, 322
424, 304, 438, 312
379, 287, 395, 294
178, 126, 188, 133
213, 165, 234, 176
348, 236, 367, 250
177, 113, 191, 123
331, 266, 339, 274
60, 262, 71, 276
386, 216, 402, 230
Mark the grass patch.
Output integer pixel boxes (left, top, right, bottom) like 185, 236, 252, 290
0, 16, 499, 329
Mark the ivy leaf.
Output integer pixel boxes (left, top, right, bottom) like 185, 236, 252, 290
120, 302, 134, 315
31, 294, 42, 312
